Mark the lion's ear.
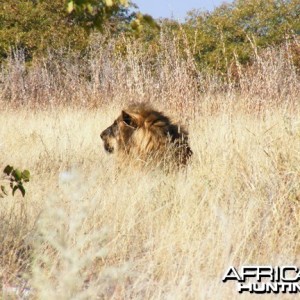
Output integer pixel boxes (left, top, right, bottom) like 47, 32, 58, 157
122, 110, 138, 128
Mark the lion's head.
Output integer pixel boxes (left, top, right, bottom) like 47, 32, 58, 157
100, 103, 192, 167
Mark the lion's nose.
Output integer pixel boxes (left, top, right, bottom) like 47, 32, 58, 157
101, 127, 113, 140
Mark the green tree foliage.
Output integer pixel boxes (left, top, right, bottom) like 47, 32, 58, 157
0, 0, 137, 61
66, 0, 159, 39
66, 0, 135, 32
0, 0, 159, 62
0, 0, 89, 61
1, 0, 298, 72
183, 0, 300, 72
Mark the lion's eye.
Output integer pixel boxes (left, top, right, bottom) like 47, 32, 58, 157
123, 120, 137, 129
123, 117, 131, 126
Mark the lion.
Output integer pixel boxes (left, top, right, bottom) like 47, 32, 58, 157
100, 103, 193, 169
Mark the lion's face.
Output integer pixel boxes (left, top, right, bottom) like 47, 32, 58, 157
100, 120, 119, 153
100, 111, 137, 154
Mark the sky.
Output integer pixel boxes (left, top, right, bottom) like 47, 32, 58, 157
133, 0, 230, 21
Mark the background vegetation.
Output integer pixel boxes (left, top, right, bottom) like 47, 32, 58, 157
184, 0, 300, 72
0, 0, 299, 71
0, 0, 300, 299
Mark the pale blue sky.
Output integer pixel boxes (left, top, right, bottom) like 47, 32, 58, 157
133, 0, 230, 21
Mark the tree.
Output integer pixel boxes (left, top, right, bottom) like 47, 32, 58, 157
0, 0, 138, 61
0, 0, 89, 61
0, 0, 160, 61
183, 0, 300, 72
66, 0, 130, 31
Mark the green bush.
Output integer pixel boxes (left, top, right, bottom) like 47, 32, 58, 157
1, 165, 30, 197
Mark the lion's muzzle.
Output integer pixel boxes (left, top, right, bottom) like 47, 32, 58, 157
100, 127, 115, 154
103, 142, 114, 153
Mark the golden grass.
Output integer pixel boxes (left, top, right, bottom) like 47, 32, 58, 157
1, 104, 300, 299
0, 35, 300, 298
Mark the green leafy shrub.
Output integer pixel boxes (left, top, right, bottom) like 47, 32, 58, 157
1, 165, 30, 197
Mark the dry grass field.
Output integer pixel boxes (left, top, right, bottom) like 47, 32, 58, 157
0, 37, 300, 299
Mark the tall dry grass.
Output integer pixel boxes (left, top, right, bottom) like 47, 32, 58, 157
0, 34, 300, 299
